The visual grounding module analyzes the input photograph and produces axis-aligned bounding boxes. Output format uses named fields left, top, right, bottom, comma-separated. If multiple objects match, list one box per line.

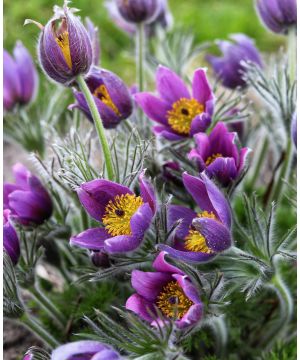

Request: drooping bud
left=116, top=0, right=161, bottom=24
left=90, top=250, right=110, bottom=268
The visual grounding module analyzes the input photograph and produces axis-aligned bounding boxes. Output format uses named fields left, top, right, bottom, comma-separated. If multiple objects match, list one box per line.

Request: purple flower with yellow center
left=33, top=2, right=92, bottom=85
left=126, top=251, right=203, bottom=328
left=51, top=340, right=122, bottom=360
left=134, top=66, right=215, bottom=140
left=206, top=34, right=263, bottom=89
left=4, top=41, right=38, bottom=111
left=69, top=66, right=133, bottom=128
left=116, top=0, right=161, bottom=24
left=85, top=17, right=100, bottom=66
left=256, top=0, right=297, bottom=34
left=4, top=163, right=53, bottom=226
left=188, top=122, right=251, bottom=186
left=3, top=209, right=20, bottom=265
left=70, top=171, right=156, bottom=253
left=159, top=173, right=232, bottom=263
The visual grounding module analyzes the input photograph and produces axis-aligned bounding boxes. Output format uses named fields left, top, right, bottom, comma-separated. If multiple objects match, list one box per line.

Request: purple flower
left=206, top=34, right=263, bottom=89
left=4, top=163, right=53, bottom=226
left=70, top=171, right=156, bottom=253
left=36, top=2, right=92, bottom=85
left=256, top=0, right=297, bottom=34
left=126, top=251, right=203, bottom=328
left=159, top=173, right=232, bottom=263
left=85, top=17, right=100, bottom=66
left=134, top=66, right=215, bottom=140
left=188, top=122, right=251, bottom=186
left=51, top=340, right=122, bottom=360
left=116, top=0, right=161, bottom=24
left=3, top=209, right=20, bottom=265
left=4, top=42, right=38, bottom=111
left=69, top=66, right=133, bottom=128
left=291, top=111, right=297, bottom=148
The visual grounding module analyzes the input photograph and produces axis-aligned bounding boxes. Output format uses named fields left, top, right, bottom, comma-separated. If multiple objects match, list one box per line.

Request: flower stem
left=136, top=22, right=145, bottom=92
left=77, top=75, right=115, bottom=181
left=21, top=312, right=60, bottom=349
left=288, top=26, right=297, bottom=82
left=248, top=136, right=269, bottom=189
left=29, top=283, right=67, bottom=328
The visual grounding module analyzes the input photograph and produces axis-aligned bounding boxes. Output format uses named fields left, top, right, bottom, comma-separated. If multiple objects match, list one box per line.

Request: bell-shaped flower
left=206, top=34, right=263, bottom=89
left=3, top=209, right=20, bottom=265
left=189, top=122, right=251, bottom=186
left=134, top=65, right=215, bottom=140
left=35, top=2, right=92, bottom=85
left=159, top=173, right=232, bottom=263
left=69, top=66, right=133, bottom=128
left=51, top=340, right=122, bottom=360
left=116, top=0, right=161, bottom=24
left=4, top=163, right=53, bottom=226
left=4, top=42, right=38, bottom=111
left=126, top=251, right=203, bottom=329
left=256, top=0, right=297, bottom=34
left=70, top=171, right=156, bottom=253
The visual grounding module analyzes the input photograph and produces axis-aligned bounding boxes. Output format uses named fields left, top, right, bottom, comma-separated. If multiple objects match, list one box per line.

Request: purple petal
left=156, top=65, right=190, bottom=104
left=126, top=293, right=156, bottom=322
left=4, top=183, right=21, bottom=209
left=158, top=244, right=215, bottom=263
left=51, top=341, right=109, bottom=360
left=91, top=350, right=121, bottom=360
left=167, top=205, right=197, bottom=239
left=134, top=93, right=170, bottom=125
left=193, top=217, right=232, bottom=252
left=131, top=270, right=172, bottom=301
left=237, top=147, right=252, bottom=175
left=153, top=126, right=185, bottom=141
left=176, top=303, right=203, bottom=329
left=3, top=50, right=21, bottom=111
left=190, top=113, right=212, bottom=135
left=206, top=157, right=238, bottom=186
left=172, top=274, right=201, bottom=304
left=152, top=251, right=184, bottom=274
left=3, top=212, right=20, bottom=265
left=13, top=163, right=30, bottom=189
left=70, top=227, right=109, bottom=250
left=192, top=68, right=214, bottom=106
left=139, top=171, right=156, bottom=213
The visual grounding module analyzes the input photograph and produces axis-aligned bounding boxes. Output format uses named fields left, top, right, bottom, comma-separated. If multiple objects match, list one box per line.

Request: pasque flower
left=291, top=111, right=297, bottom=148
left=34, top=1, right=92, bottom=85
left=51, top=340, right=122, bottom=360
left=4, top=42, right=38, bottom=111
left=3, top=209, right=20, bottom=265
left=69, top=66, right=133, bottom=128
left=159, top=173, right=232, bottom=263
left=126, top=251, right=203, bottom=328
left=134, top=66, right=215, bottom=140
left=256, top=0, right=297, bottom=34
left=4, top=163, right=53, bottom=225
left=70, top=171, right=156, bottom=253
left=85, top=17, right=100, bottom=66
left=206, top=34, right=263, bottom=89
left=116, top=0, right=161, bottom=24
left=189, top=122, right=251, bottom=186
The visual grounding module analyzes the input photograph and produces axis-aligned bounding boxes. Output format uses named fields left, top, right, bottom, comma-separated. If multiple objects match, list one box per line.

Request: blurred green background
left=4, top=0, right=285, bottom=82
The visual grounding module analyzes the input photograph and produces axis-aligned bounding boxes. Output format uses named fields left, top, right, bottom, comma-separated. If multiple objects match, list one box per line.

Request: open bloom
left=189, top=122, right=251, bottom=186
left=134, top=66, right=215, bottom=140
left=4, top=163, right=53, bottom=225
left=69, top=66, right=133, bottom=128
left=51, top=340, right=122, bottom=360
left=126, top=251, right=203, bottom=328
left=36, top=2, right=92, bottom=85
left=70, top=171, right=156, bottom=253
left=291, top=111, right=297, bottom=148
left=85, top=17, right=100, bottom=65
left=4, top=209, right=20, bottom=265
left=4, top=42, right=38, bottom=111
left=116, top=0, right=161, bottom=24
left=206, top=34, right=263, bottom=89
left=256, top=0, right=297, bottom=34
left=159, top=173, right=232, bottom=263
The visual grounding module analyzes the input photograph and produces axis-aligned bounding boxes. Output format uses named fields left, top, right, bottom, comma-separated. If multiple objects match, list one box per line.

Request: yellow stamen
left=184, top=211, right=217, bottom=253
left=167, top=98, right=204, bottom=135
left=205, top=153, right=223, bottom=166
left=156, top=281, right=193, bottom=319
left=56, top=31, right=72, bottom=69
left=102, top=194, right=143, bottom=236
left=94, top=85, right=121, bottom=116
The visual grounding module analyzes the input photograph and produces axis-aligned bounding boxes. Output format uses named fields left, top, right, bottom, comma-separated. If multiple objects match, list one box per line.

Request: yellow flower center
left=156, top=281, right=193, bottom=319
left=167, top=98, right=204, bottom=135
left=205, top=153, right=223, bottom=166
left=184, top=211, right=216, bottom=253
left=94, top=85, right=120, bottom=116
left=56, top=31, right=72, bottom=69
left=102, top=194, right=144, bottom=236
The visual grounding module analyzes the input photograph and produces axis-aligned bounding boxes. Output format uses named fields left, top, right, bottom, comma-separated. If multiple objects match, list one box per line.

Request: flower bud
left=69, top=66, right=133, bottom=128
left=36, top=2, right=92, bottom=85
left=256, top=0, right=297, bottom=34
left=3, top=210, right=20, bottom=265
left=4, top=42, right=38, bottom=111
left=116, top=0, right=161, bottom=24
left=90, top=250, right=110, bottom=268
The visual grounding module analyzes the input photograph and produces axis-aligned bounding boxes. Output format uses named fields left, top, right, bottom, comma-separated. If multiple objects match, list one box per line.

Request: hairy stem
left=248, top=136, right=269, bottom=189
left=76, top=75, right=115, bottom=181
